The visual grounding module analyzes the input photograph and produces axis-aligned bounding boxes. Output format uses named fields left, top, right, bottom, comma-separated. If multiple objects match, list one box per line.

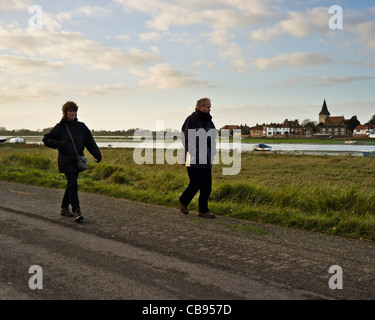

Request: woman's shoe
left=73, top=209, right=84, bottom=222
left=60, top=207, right=74, bottom=217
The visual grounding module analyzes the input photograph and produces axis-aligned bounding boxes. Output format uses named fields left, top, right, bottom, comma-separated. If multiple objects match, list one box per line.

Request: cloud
left=131, top=63, right=211, bottom=89
left=76, top=5, right=111, bottom=17
left=0, top=55, right=66, bottom=72
left=275, top=76, right=375, bottom=87
left=139, top=31, right=163, bottom=42
left=0, top=25, right=38, bottom=53
left=250, top=7, right=330, bottom=43
left=0, top=25, right=161, bottom=70
left=0, top=82, right=62, bottom=104
left=114, top=0, right=277, bottom=72
left=79, top=83, right=129, bottom=96
left=0, top=0, right=31, bottom=11
left=252, top=52, right=332, bottom=70
left=349, top=21, right=375, bottom=51
left=114, top=0, right=277, bottom=30
left=56, top=5, right=112, bottom=24
left=116, top=34, right=131, bottom=41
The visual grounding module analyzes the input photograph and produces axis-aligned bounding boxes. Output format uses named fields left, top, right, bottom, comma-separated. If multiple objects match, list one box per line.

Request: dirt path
left=0, top=180, right=374, bottom=300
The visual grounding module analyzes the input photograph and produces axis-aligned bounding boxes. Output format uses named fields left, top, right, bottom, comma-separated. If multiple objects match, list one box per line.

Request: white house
left=353, top=125, right=371, bottom=136
left=265, top=123, right=290, bottom=136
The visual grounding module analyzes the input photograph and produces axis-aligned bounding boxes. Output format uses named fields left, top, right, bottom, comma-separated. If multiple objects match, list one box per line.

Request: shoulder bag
left=65, top=124, right=88, bottom=172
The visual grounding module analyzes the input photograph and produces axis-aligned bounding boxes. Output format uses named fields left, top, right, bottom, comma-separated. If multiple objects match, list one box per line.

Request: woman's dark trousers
left=61, top=172, right=80, bottom=212
left=179, top=167, right=212, bottom=213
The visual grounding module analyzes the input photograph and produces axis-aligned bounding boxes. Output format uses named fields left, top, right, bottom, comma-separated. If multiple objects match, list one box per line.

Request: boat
left=363, top=152, right=375, bottom=157
left=0, top=137, right=7, bottom=143
left=345, top=141, right=357, bottom=144
left=9, top=137, right=25, bottom=143
left=253, top=143, right=272, bottom=151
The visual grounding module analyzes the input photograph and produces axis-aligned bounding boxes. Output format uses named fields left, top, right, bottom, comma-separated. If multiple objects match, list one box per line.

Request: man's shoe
left=61, top=207, right=74, bottom=217
left=198, top=212, right=216, bottom=219
left=73, top=209, right=84, bottom=222
left=178, top=199, right=189, bottom=214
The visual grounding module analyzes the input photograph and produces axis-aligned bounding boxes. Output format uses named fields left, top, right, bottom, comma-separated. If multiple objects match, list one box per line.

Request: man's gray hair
left=196, top=97, right=211, bottom=108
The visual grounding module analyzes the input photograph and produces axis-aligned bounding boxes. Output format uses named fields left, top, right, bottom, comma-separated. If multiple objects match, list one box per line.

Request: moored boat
left=9, top=137, right=25, bottom=143
left=253, top=143, right=272, bottom=151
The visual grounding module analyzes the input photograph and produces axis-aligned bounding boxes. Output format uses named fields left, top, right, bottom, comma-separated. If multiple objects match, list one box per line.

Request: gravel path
left=0, top=180, right=374, bottom=300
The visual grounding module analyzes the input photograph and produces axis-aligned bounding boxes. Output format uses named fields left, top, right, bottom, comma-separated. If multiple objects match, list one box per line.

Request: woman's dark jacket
left=181, top=109, right=217, bottom=169
left=43, top=118, right=102, bottom=173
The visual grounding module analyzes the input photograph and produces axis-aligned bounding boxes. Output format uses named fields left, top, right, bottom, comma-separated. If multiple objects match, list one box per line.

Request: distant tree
left=346, top=116, right=360, bottom=133
left=365, top=114, right=375, bottom=126
left=301, top=119, right=318, bottom=132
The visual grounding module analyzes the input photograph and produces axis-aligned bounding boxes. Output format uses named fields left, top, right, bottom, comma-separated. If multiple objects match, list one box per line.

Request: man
left=178, top=98, right=217, bottom=218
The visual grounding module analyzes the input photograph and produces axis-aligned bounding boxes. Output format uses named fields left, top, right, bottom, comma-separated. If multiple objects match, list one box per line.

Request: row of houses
left=222, top=100, right=375, bottom=138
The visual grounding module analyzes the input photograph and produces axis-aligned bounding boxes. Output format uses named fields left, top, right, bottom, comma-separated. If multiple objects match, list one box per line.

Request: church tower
left=319, top=99, right=330, bottom=124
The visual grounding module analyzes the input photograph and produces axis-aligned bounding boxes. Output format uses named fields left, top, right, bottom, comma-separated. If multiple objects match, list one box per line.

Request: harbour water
left=3, top=136, right=375, bottom=156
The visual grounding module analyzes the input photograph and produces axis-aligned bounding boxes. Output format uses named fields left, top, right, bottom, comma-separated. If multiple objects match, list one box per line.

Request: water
left=4, top=135, right=375, bottom=156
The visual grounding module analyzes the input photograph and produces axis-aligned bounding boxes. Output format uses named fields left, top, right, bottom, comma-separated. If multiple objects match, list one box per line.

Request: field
left=1, top=143, right=375, bottom=241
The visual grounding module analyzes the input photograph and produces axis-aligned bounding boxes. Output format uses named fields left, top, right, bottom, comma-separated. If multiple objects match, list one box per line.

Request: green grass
left=1, top=143, right=375, bottom=241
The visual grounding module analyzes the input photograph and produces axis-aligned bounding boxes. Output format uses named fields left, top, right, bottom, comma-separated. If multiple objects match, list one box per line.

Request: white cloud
left=131, top=63, right=210, bottom=89
left=139, top=31, right=163, bottom=42
left=114, top=0, right=276, bottom=72
left=56, top=5, right=111, bottom=24
left=0, top=82, right=62, bottom=104
left=349, top=21, right=375, bottom=51
left=250, top=7, right=329, bottom=43
left=0, top=55, right=66, bottom=72
left=0, top=25, right=38, bottom=53
left=275, top=76, right=375, bottom=87
left=114, top=0, right=276, bottom=31
left=0, top=0, right=31, bottom=11
left=252, top=52, right=332, bottom=70
left=0, top=25, right=161, bottom=70
left=116, top=34, right=131, bottom=41
left=77, top=5, right=111, bottom=17
left=79, top=83, right=129, bottom=96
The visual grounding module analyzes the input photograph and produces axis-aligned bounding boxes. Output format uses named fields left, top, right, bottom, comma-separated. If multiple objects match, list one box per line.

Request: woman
left=43, top=101, right=102, bottom=222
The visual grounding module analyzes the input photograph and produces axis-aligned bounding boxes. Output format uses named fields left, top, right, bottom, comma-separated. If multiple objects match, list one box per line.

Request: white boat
left=0, top=137, right=7, bottom=143
left=9, top=137, right=25, bottom=143
left=253, top=143, right=272, bottom=151
left=345, top=141, right=357, bottom=144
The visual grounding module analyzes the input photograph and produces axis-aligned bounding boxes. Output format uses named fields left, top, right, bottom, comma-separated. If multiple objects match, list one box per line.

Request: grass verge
left=1, top=144, right=375, bottom=241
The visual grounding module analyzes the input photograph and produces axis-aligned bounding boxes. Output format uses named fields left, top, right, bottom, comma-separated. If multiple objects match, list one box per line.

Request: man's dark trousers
left=179, top=167, right=212, bottom=213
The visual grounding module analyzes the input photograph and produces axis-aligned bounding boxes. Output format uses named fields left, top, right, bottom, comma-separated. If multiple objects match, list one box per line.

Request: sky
left=0, top=0, right=375, bottom=131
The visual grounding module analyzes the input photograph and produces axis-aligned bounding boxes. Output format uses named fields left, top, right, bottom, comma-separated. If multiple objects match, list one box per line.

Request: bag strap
left=65, top=123, right=79, bottom=156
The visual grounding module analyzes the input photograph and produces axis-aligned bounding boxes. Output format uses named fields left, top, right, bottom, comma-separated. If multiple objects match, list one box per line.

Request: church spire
left=319, top=99, right=330, bottom=115
left=319, top=99, right=330, bottom=124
